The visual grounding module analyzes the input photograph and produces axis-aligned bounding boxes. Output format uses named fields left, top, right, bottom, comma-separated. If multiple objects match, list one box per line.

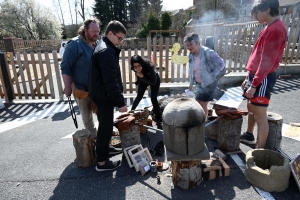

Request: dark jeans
left=131, top=73, right=161, bottom=123
left=95, top=101, right=115, bottom=162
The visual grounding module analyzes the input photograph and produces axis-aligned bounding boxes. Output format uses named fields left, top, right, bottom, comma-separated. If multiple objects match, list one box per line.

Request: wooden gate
left=0, top=51, right=63, bottom=101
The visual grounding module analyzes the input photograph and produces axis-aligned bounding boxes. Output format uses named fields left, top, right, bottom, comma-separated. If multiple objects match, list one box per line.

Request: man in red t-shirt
left=241, top=0, right=287, bottom=148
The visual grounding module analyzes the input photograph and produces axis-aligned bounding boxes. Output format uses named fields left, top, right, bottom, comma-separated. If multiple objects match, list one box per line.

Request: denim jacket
left=60, top=36, right=97, bottom=91
left=189, top=46, right=225, bottom=88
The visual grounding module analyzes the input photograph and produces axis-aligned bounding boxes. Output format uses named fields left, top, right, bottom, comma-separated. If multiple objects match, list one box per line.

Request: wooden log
left=218, top=116, right=243, bottom=152
left=171, top=160, right=202, bottom=190
left=265, top=112, right=283, bottom=150
left=72, top=129, right=96, bottom=168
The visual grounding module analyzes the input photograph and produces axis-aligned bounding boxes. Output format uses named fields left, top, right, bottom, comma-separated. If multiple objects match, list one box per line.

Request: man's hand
left=119, top=105, right=128, bottom=113
left=64, top=87, right=72, bottom=96
left=189, top=85, right=193, bottom=91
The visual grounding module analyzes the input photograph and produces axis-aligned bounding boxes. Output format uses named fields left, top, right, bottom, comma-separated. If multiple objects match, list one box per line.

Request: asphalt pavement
left=0, top=75, right=299, bottom=200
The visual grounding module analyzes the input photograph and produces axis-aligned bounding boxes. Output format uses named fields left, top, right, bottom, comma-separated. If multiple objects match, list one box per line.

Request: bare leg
left=196, top=100, right=209, bottom=120
left=253, top=105, right=268, bottom=148
left=246, top=101, right=256, bottom=134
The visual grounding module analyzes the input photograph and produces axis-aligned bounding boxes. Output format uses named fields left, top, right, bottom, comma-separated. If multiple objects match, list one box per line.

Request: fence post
left=0, top=53, right=14, bottom=101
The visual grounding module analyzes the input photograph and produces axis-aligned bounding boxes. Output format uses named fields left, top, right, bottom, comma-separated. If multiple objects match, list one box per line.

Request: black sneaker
left=109, top=146, right=123, bottom=155
left=95, top=160, right=121, bottom=172
left=240, top=132, right=256, bottom=144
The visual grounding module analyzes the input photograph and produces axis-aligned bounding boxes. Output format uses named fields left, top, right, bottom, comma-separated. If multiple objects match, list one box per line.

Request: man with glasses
left=60, top=18, right=100, bottom=139
left=240, top=0, right=287, bottom=148
left=89, top=20, right=127, bottom=171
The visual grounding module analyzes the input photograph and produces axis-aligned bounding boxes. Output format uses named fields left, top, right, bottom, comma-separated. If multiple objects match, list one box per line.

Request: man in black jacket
left=89, top=20, right=127, bottom=171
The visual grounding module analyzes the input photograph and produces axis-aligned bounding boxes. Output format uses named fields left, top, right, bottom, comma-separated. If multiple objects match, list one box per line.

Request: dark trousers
left=131, top=73, right=161, bottom=123
left=95, top=101, right=115, bottom=162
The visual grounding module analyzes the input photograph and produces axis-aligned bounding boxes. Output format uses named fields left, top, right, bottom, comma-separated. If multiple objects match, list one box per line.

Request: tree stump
left=218, top=116, right=243, bottom=152
left=119, top=125, right=141, bottom=150
left=171, top=161, right=202, bottom=190
left=265, top=112, right=283, bottom=150
left=73, top=129, right=96, bottom=168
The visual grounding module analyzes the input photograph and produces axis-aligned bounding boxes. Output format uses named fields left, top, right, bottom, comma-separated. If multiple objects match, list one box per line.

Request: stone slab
left=165, top=143, right=210, bottom=161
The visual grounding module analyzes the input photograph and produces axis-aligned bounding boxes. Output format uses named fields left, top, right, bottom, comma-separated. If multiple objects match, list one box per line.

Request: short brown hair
left=251, top=0, right=279, bottom=17
left=104, top=20, right=126, bottom=36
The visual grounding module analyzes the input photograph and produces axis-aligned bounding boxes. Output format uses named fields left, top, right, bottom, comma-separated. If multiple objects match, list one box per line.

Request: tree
left=0, top=0, right=62, bottom=39
left=148, top=0, right=162, bottom=16
left=136, top=13, right=160, bottom=38
left=93, top=0, right=129, bottom=31
left=161, top=12, right=172, bottom=36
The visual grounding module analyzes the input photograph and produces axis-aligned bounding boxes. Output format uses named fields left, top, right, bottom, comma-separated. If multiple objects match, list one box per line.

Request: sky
left=37, top=0, right=194, bottom=25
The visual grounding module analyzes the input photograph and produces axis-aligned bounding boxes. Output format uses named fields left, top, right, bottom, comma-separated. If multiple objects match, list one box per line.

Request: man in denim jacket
left=60, top=18, right=100, bottom=138
left=185, top=33, right=225, bottom=119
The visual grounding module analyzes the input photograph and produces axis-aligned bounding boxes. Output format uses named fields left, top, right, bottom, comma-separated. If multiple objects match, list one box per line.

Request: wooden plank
left=159, top=37, right=163, bottom=80
left=153, top=37, right=157, bottom=68
left=134, top=48, right=138, bottom=92
left=9, top=53, right=22, bottom=99
left=289, top=13, right=300, bottom=63
left=147, top=37, right=151, bottom=60
left=37, top=52, right=48, bottom=99
left=233, top=27, right=242, bottom=71
left=44, top=52, right=55, bottom=99
left=239, top=28, right=247, bottom=71
left=228, top=28, right=235, bottom=72
left=16, top=52, right=28, bottom=98
left=182, top=44, right=188, bottom=82
left=170, top=38, right=176, bottom=82
left=52, top=51, right=63, bottom=100
left=247, top=27, right=254, bottom=56
left=30, top=52, right=41, bottom=99
left=223, top=28, right=230, bottom=71
left=217, top=26, right=224, bottom=57
left=121, top=49, right=127, bottom=94
left=165, top=38, right=170, bottom=83
left=128, top=50, right=133, bottom=93
left=23, top=52, right=35, bottom=99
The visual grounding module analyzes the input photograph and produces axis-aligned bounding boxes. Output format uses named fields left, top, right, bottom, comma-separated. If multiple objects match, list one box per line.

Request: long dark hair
left=130, top=55, right=154, bottom=73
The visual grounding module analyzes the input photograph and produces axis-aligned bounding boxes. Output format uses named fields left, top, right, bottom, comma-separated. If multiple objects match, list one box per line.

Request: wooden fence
left=0, top=39, right=62, bottom=53
left=186, top=13, right=300, bottom=70
left=1, top=13, right=300, bottom=101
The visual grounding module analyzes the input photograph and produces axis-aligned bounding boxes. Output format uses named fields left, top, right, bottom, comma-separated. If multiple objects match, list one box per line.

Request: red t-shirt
left=246, top=19, right=287, bottom=87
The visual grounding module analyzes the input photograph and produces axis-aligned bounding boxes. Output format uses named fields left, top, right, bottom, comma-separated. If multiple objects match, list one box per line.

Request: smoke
left=198, top=10, right=225, bottom=23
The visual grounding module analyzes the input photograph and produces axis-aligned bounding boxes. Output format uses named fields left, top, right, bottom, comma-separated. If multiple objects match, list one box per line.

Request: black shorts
left=242, top=72, right=277, bottom=107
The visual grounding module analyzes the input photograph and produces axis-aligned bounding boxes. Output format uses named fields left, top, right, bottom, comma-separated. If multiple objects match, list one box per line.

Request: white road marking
left=61, top=132, right=75, bottom=139
left=0, top=101, right=74, bottom=133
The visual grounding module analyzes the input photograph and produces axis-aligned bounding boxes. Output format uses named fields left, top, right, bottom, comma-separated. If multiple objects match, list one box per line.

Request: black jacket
left=131, top=62, right=157, bottom=86
left=89, top=37, right=125, bottom=108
